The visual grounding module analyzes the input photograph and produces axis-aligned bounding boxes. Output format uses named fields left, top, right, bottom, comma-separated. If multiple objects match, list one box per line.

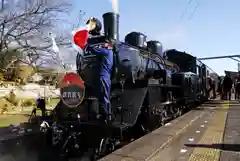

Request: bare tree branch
left=0, top=0, right=84, bottom=69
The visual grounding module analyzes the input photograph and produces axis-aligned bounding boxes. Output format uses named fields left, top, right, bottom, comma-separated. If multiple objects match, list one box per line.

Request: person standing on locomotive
left=79, top=18, right=113, bottom=121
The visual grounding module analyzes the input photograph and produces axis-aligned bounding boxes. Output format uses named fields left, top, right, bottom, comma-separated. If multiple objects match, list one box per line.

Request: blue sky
left=69, top=0, right=240, bottom=75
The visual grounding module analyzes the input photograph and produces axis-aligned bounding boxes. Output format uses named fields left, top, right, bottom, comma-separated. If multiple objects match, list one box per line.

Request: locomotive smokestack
left=102, top=12, right=119, bottom=44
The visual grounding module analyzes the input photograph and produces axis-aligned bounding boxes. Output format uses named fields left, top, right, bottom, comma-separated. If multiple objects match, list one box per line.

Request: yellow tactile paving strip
left=188, top=102, right=229, bottom=161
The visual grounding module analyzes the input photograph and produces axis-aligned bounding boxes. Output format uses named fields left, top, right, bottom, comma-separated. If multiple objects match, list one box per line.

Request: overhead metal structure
left=230, top=57, right=240, bottom=63
left=199, top=55, right=240, bottom=62
left=199, top=55, right=240, bottom=73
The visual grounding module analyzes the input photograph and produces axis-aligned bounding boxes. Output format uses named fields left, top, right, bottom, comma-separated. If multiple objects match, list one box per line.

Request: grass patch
left=0, top=97, right=15, bottom=114
left=47, top=98, right=60, bottom=106
left=19, top=97, right=60, bottom=107
left=21, top=99, right=36, bottom=107
left=0, top=115, right=29, bottom=127
left=0, top=96, right=59, bottom=115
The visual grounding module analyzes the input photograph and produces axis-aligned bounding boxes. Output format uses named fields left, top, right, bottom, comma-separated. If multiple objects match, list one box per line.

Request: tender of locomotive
left=165, top=49, right=219, bottom=101
left=40, top=12, right=219, bottom=160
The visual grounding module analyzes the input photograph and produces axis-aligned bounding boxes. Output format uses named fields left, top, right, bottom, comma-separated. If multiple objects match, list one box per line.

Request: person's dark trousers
left=235, top=84, right=240, bottom=100
left=228, top=91, right=231, bottom=100
left=222, top=88, right=228, bottom=100
left=207, top=88, right=212, bottom=99
left=235, top=91, right=238, bottom=100
left=237, top=90, right=240, bottom=100
left=39, top=99, right=46, bottom=117
left=31, top=108, right=36, bottom=116
left=213, top=88, right=216, bottom=98
left=221, top=92, right=224, bottom=100
left=97, top=76, right=112, bottom=121
left=41, top=108, right=46, bottom=116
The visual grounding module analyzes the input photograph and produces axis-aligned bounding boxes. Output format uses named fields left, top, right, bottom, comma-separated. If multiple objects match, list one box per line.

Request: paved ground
left=4, top=106, right=54, bottom=115
left=220, top=103, right=240, bottom=161
left=148, top=100, right=240, bottom=161
left=100, top=99, right=240, bottom=161
left=100, top=102, right=217, bottom=161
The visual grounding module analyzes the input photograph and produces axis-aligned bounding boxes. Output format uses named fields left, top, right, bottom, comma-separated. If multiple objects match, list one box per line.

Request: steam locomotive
left=40, top=12, right=219, bottom=160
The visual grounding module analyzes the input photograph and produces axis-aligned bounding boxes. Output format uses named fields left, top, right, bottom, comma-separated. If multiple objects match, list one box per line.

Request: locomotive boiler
left=40, top=11, right=219, bottom=161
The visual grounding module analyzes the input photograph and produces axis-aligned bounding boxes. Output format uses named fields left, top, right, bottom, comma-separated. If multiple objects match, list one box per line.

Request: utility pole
left=1, top=0, right=4, bottom=11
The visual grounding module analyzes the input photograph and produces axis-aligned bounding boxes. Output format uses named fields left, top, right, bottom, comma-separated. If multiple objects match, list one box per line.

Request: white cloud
left=153, top=25, right=187, bottom=50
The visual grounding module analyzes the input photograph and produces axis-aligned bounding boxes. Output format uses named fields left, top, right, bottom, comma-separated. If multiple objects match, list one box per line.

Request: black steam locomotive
left=40, top=12, right=219, bottom=160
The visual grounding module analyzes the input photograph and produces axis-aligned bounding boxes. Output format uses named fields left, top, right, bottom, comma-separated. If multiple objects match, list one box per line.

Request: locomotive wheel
left=178, top=107, right=183, bottom=116
left=175, top=106, right=182, bottom=117
left=98, top=138, right=115, bottom=157
left=160, top=109, right=167, bottom=126
left=140, top=110, right=164, bottom=132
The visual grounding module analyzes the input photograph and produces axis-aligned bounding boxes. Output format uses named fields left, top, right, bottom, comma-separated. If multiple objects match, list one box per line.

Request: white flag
left=49, top=33, right=64, bottom=72
left=50, top=33, right=59, bottom=53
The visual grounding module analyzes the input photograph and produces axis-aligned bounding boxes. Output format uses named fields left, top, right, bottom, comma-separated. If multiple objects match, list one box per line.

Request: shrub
left=0, top=72, right=4, bottom=81
left=7, top=90, right=16, bottom=104
left=0, top=97, right=12, bottom=114
left=13, top=100, right=19, bottom=106
left=0, top=104, right=8, bottom=114
left=21, top=99, right=35, bottom=107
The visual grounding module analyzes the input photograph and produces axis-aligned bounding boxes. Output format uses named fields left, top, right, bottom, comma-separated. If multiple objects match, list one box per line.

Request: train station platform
left=100, top=99, right=240, bottom=161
